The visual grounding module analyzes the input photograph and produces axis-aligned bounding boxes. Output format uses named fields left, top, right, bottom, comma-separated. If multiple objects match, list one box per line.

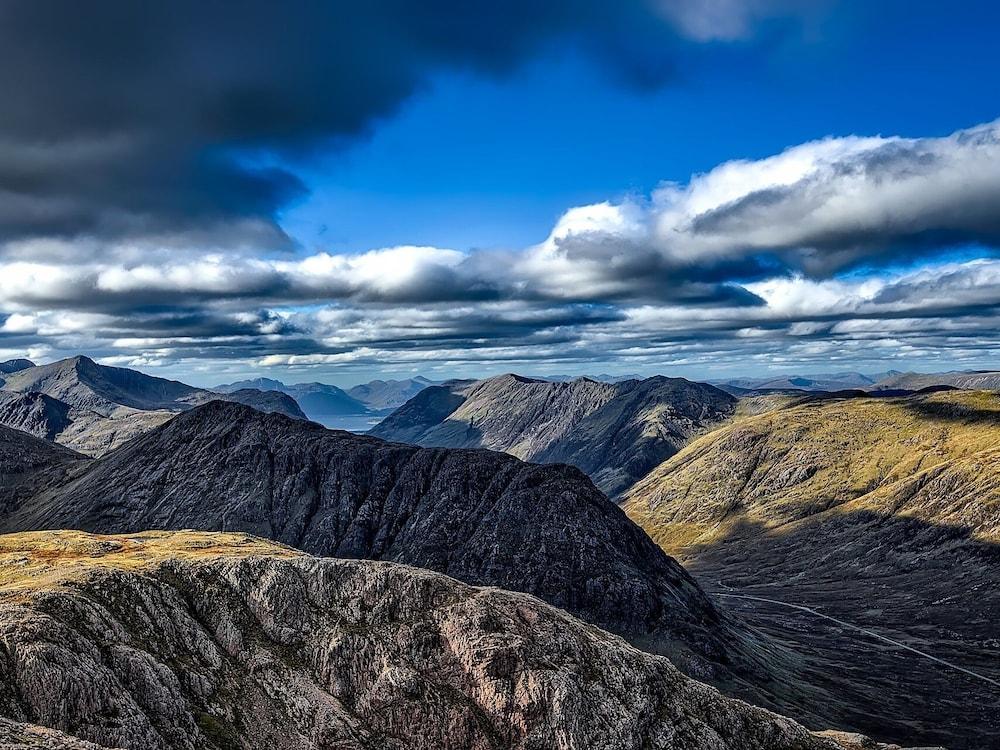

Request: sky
left=1, top=1, right=1000, bottom=387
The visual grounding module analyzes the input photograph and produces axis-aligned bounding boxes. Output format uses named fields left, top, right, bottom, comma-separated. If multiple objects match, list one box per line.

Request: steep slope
left=347, top=375, right=434, bottom=410
left=622, top=389, right=1000, bottom=749
left=4, top=402, right=744, bottom=682
left=372, top=374, right=736, bottom=496
left=0, top=424, right=86, bottom=513
left=536, top=376, right=738, bottom=496
left=871, top=369, right=1000, bottom=391
left=0, top=391, right=73, bottom=441
left=0, top=530, right=910, bottom=750
left=367, top=379, right=475, bottom=443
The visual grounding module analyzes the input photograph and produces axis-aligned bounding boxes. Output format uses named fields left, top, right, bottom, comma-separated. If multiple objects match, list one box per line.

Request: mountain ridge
left=371, top=373, right=737, bottom=496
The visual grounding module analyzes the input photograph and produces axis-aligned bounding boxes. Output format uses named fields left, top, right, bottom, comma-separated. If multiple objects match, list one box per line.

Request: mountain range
left=1, top=354, right=997, bottom=747
left=213, top=375, right=435, bottom=427
left=0, top=357, right=305, bottom=455
left=371, top=374, right=737, bottom=496
left=713, top=371, right=904, bottom=394
left=2, top=401, right=768, bottom=694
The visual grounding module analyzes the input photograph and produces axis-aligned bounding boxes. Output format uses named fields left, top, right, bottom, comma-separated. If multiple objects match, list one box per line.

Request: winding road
left=713, top=591, right=1000, bottom=689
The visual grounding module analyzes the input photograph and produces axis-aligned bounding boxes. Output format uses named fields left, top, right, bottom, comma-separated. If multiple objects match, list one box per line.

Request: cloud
left=0, top=0, right=811, bottom=250
left=4, top=115, right=1000, bottom=378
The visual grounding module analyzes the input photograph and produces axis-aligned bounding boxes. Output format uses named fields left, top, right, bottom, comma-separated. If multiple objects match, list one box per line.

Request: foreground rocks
left=0, top=530, right=923, bottom=750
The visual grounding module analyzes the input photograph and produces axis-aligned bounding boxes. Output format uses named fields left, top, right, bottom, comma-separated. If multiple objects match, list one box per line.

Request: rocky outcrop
left=371, top=374, right=737, bottom=496
left=4, top=401, right=744, bottom=682
left=0, top=530, right=914, bottom=750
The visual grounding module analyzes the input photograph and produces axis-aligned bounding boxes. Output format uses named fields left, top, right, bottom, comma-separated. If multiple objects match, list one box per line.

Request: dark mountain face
left=0, top=391, right=73, bottom=441
left=0, top=424, right=85, bottom=513
left=2, top=400, right=805, bottom=711
left=0, top=358, right=35, bottom=374
left=371, top=374, right=737, bottom=496
left=368, top=381, right=472, bottom=443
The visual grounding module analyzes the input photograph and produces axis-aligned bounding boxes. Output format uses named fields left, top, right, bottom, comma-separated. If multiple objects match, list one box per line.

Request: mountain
left=371, top=374, right=737, bottom=496
left=1, top=355, right=204, bottom=415
left=4, top=401, right=744, bottom=680
left=0, top=357, right=305, bottom=454
left=346, top=375, right=434, bottom=410
left=0, top=423, right=85, bottom=512
left=0, top=530, right=913, bottom=750
left=214, top=377, right=371, bottom=420
left=0, top=399, right=873, bottom=729
left=0, top=357, right=35, bottom=374
left=714, top=371, right=902, bottom=394
left=870, top=369, right=1000, bottom=391
left=219, top=388, right=307, bottom=419
left=622, top=388, right=1000, bottom=749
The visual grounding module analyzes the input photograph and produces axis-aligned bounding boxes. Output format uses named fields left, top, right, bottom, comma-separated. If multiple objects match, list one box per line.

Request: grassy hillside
left=622, top=389, right=1000, bottom=749
left=624, top=389, right=1000, bottom=553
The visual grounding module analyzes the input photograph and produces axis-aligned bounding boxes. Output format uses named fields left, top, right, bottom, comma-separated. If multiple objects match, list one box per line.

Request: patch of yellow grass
left=623, top=390, right=1000, bottom=555
left=0, top=530, right=302, bottom=600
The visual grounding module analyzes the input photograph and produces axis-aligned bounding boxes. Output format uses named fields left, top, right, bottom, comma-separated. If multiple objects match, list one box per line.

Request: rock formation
left=0, top=530, right=925, bottom=750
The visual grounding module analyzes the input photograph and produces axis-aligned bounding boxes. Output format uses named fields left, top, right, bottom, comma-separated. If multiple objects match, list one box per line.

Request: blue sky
left=2, top=1, right=1000, bottom=386
left=284, top=2, right=1000, bottom=254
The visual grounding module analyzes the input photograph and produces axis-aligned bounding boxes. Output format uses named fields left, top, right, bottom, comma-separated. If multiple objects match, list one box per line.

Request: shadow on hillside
left=900, top=397, right=1000, bottom=426
left=670, top=509, right=1000, bottom=750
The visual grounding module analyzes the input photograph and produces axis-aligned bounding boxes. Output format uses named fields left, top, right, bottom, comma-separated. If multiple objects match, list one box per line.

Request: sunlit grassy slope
left=623, top=389, right=1000, bottom=556
left=0, top=530, right=301, bottom=601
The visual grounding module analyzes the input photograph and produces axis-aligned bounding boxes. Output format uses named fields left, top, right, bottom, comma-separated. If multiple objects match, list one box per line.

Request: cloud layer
left=3, top=116, right=1000, bottom=381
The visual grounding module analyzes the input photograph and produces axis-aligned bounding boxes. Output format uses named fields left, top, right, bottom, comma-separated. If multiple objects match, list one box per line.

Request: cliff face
left=4, top=402, right=737, bottom=680
left=0, top=530, right=911, bottom=750
left=371, top=374, right=737, bottom=496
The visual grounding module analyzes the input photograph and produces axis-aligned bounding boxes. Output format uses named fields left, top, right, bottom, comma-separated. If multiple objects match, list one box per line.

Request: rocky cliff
left=0, top=530, right=919, bottom=750
left=371, top=374, right=736, bottom=496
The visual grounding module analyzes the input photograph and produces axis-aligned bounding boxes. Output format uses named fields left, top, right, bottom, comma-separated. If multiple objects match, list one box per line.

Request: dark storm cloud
left=0, top=0, right=718, bottom=246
